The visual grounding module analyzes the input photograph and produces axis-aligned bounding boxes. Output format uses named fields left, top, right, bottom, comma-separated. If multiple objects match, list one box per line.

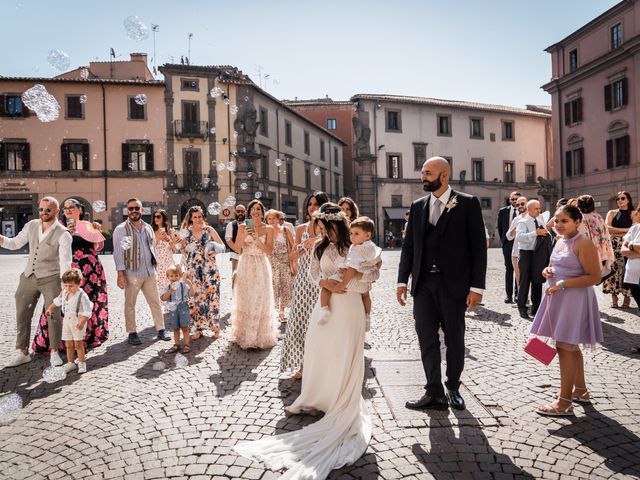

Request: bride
left=234, top=203, right=379, bottom=479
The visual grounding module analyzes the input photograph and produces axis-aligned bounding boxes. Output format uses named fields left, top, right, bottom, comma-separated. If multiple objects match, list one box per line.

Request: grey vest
left=24, top=220, right=67, bottom=278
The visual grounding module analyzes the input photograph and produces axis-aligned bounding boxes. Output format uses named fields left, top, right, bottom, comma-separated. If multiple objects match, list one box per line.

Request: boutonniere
left=445, top=196, right=458, bottom=212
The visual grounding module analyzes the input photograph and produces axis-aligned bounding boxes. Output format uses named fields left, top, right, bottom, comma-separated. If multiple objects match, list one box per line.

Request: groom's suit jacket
left=398, top=190, right=487, bottom=298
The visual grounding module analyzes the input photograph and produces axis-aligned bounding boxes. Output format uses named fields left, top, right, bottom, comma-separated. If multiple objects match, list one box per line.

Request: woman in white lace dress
left=234, top=203, right=379, bottom=479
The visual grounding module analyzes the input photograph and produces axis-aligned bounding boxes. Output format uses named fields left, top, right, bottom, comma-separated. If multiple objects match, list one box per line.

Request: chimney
left=130, top=53, right=148, bottom=64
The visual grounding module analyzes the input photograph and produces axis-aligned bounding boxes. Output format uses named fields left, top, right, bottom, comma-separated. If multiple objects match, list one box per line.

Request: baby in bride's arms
left=318, top=216, right=381, bottom=330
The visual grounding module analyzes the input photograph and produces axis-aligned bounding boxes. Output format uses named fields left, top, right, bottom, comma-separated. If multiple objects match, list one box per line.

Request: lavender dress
left=531, top=233, right=603, bottom=349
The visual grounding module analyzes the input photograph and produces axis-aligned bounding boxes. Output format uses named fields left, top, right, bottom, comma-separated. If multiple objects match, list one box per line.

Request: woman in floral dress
left=603, top=191, right=633, bottom=307
left=33, top=198, right=109, bottom=353
left=180, top=206, right=224, bottom=340
left=266, top=209, right=295, bottom=322
left=152, top=209, right=179, bottom=299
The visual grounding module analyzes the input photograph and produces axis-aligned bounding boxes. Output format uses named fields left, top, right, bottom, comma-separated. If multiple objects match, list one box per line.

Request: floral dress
left=155, top=231, right=177, bottom=310
left=33, top=235, right=109, bottom=352
left=270, top=231, right=294, bottom=311
left=183, top=229, right=221, bottom=334
left=603, top=210, right=631, bottom=296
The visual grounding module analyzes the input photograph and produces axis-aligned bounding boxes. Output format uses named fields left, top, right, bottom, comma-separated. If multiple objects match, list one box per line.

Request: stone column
left=354, top=154, right=377, bottom=220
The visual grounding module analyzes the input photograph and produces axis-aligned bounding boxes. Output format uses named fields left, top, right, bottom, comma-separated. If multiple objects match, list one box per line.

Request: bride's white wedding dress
left=234, top=243, right=377, bottom=479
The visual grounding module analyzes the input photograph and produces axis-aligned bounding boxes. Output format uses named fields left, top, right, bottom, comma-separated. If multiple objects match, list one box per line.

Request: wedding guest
left=280, top=191, right=328, bottom=379
left=33, top=198, right=109, bottom=353
left=506, top=197, right=528, bottom=299
left=0, top=197, right=72, bottom=367
left=180, top=205, right=224, bottom=340
left=278, top=212, right=295, bottom=238
left=576, top=195, right=614, bottom=280
left=266, top=209, right=295, bottom=322
left=224, top=204, right=246, bottom=285
left=338, top=196, right=359, bottom=224
left=230, top=200, right=277, bottom=349
left=621, top=205, right=640, bottom=351
left=113, top=198, right=170, bottom=345
left=152, top=209, right=179, bottom=297
left=497, top=191, right=521, bottom=303
left=604, top=191, right=633, bottom=308
left=532, top=205, right=602, bottom=416
left=160, top=265, right=194, bottom=354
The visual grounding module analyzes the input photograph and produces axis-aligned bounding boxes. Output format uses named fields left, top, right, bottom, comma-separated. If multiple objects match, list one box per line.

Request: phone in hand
left=245, top=219, right=254, bottom=230
left=67, top=219, right=75, bottom=229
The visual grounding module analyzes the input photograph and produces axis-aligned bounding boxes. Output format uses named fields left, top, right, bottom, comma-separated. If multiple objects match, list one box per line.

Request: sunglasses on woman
left=617, top=197, right=627, bottom=201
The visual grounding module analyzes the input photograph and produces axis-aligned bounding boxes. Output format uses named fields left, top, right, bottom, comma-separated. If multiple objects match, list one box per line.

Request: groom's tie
left=430, top=200, right=443, bottom=226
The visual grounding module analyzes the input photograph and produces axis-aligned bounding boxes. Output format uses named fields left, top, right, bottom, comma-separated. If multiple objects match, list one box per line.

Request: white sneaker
left=77, top=362, right=87, bottom=374
left=50, top=352, right=63, bottom=367
left=317, top=306, right=331, bottom=325
left=5, top=351, right=32, bottom=367
left=63, top=362, right=77, bottom=373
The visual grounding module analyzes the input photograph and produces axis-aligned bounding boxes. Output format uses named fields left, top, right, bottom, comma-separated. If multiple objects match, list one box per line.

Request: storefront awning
left=383, top=207, right=407, bottom=220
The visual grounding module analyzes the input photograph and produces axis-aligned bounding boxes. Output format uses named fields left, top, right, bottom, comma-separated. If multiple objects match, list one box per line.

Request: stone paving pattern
left=0, top=250, right=639, bottom=479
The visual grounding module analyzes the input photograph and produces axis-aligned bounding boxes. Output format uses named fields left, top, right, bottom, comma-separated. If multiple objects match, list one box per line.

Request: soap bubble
left=120, top=236, right=133, bottom=250
left=207, top=202, right=222, bottom=215
left=209, top=87, right=223, bottom=98
left=152, top=361, right=165, bottom=371
left=275, top=158, right=283, bottom=167
left=231, top=151, right=238, bottom=157
left=124, top=15, right=149, bottom=41
left=226, top=161, right=236, bottom=171
left=254, top=192, right=262, bottom=199
left=244, top=96, right=249, bottom=102
left=223, top=98, right=230, bottom=106
left=314, top=167, right=321, bottom=176
left=42, top=366, right=66, bottom=383
left=92, top=200, right=106, bottom=212
left=0, top=393, right=23, bottom=424
left=233, top=130, right=238, bottom=138
left=209, top=127, right=216, bottom=134
left=80, top=68, right=89, bottom=80
left=223, top=196, right=237, bottom=207
left=178, top=229, right=190, bottom=239
left=79, top=95, right=87, bottom=104
left=230, top=105, right=239, bottom=115
left=21, top=84, right=60, bottom=122
left=217, top=163, right=226, bottom=172
left=46, top=49, right=70, bottom=71
left=175, top=353, right=189, bottom=368
left=134, top=94, right=147, bottom=106
left=240, top=182, right=248, bottom=191
left=247, top=171, right=254, bottom=178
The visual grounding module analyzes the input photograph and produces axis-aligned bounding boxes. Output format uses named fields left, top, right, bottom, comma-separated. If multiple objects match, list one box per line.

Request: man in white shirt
left=0, top=197, right=72, bottom=367
left=506, top=197, right=528, bottom=305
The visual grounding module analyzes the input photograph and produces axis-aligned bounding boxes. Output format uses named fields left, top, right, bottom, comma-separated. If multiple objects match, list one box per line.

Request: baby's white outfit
left=56, top=289, right=94, bottom=341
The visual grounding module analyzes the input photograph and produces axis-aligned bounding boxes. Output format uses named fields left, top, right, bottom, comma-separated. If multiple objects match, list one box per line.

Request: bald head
left=423, top=156, right=451, bottom=176
left=421, top=157, right=450, bottom=194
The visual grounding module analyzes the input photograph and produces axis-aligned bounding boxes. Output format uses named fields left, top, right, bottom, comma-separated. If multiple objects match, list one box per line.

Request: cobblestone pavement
left=0, top=250, right=639, bottom=480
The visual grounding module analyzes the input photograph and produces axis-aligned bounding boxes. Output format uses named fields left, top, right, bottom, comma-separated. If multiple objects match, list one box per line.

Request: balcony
left=175, top=174, right=211, bottom=191
left=174, top=120, right=209, bottom=140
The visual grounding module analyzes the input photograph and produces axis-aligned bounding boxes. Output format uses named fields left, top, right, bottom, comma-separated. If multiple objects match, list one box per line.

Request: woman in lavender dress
left=531, top=205, right=602, bottom=417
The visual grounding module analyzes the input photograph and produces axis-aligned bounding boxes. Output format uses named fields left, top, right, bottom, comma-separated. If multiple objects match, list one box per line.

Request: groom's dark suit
left=398, top=189, right=487, bottom=397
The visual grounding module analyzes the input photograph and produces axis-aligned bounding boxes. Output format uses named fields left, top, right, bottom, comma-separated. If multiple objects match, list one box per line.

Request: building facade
left=350, top=94, right=551, bottom=246
left=0, top=53, right=166, bottom=238
left=542, top=0, right=639, bottom=209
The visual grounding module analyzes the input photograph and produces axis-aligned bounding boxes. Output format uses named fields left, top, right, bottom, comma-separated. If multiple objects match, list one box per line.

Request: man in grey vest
left=113, top=198, right=170, bottom=345
left=0, top=196, right=72, bottom=367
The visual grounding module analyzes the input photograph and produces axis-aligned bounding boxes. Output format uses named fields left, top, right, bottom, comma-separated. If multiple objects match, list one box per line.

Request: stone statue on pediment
left=537, top=176, right=558, bottom=197
left=234, top=106, right=259, bottom=153
left=352, top=117, right=371, bottom=157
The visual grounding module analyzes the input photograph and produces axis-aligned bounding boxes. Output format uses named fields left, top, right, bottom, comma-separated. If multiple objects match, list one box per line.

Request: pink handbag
left=524, top=337, right=557, bottom=365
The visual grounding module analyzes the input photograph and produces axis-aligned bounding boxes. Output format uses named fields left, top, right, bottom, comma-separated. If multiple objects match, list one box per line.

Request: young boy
left=45, top=268, right=93, bottom=373
left=318, top=216, right=381, bottom=330
left=160, top=265, right=194, bottom=353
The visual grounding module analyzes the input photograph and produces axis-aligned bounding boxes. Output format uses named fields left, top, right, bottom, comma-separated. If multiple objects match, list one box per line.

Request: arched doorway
left=180, top=198, right=206, bottom=225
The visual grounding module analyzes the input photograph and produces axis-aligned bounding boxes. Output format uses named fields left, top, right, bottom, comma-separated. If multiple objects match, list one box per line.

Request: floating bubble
left=124, top=15, right=149, bottom=41
left=230, top=105, right=239, bottom=115
left=185, top=243, right=196, bottom=253
left=0, top=393, right=22, bottom=425
left=175, top=353, right=189, bottom=368
left=152, top=361, right=166, bottom=371
left=134, top=94, right=147, bottom=106
left=247, top=171, right=254, bottom=178
left=226, top=161, right=236, bottom=171
left=79, top=95, right=87, bottom=104
left=223, top=98, right=230, bottom=106
left=231, top=151, right=238, bottom=157
left=178, top=229, right=190, bottom=239
left=207, top=202, right=222, bottom=215
left=244, top=96, right=249, bottom=102
left=223, top=196, right=237, bottom=207
left=92, top=200, right=106, bottom=212
left=209, top=87, right=224, bottom=98
left=217, top=163, right=226, bottom=172
left=275, top=158, right=283, bottom=167
left=42, top=366, right=66, bottom=383
left=92, top=154, right=97, bottom=160
left=120, top=236, right=133, bottom=250
left=233, top=130, right=238, bottom=138
left=21, top=84, right=60, bottom=122
left=314, top=167, right=321, bottom=176
left=254, top=192, right=262, bottom=199
left=46, top=49, right=70, bottom=71
left=80, top=68, right=89, bottom=80
left=209, top=127, right=216, bottom=134
left=240, top=182, right=248, bottom=191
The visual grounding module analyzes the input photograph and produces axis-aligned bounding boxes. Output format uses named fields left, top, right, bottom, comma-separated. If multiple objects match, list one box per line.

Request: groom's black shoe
left=518, top=308, right=530, bottom=320
left=405, top=393, right=448, bottom=411
left=447, top=389, right=466, bottom=410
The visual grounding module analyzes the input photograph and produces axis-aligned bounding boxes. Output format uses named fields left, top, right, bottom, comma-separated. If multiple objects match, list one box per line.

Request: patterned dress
left=183, top=229, right=221, bottom=334
left=33, top=235, right=109, bottom=352
left=280, top=225, right=320, bottom=371
left=155, top=231, right=176, bottom=310
left=602, top=210, right=632, bottom=297
left=270, top=231, right=294, bottom=311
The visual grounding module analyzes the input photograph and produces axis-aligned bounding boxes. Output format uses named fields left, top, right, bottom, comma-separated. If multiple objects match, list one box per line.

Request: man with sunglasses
left=497, top=191, right=521, bottom=303
left=224, top=204, right=246, bottom=285
left=0, top=197, right=72, bottom=367
left=113, top=198, right=170, bottom=345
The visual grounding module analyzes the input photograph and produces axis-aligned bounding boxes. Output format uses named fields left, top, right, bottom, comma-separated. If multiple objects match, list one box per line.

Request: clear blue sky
left=1, top=0, right=620, bottom=107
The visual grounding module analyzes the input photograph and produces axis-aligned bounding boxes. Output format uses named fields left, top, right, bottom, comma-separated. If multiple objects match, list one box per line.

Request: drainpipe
left=372, top=102, right=380, bottom=245
left=101, top=83, right=108, bottom=224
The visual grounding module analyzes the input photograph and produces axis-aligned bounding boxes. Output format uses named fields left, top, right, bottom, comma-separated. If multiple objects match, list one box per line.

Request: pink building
left=543, top=0, right=639, bottom=208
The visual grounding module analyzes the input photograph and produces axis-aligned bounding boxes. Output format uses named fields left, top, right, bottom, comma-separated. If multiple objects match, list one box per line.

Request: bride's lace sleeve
left=309, top=248, right=321, bottom=285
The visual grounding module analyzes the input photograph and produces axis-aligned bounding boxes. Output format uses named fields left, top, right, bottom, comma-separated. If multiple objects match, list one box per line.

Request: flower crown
left=312, top=210, right=346, bottom=221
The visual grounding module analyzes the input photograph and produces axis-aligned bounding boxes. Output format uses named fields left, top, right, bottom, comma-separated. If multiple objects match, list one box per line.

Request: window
left=128, top=96, right=146, bottom=120
left=333, top=146, right=339, bottom=167
left=569, top=49, right=578, bottom=73
left=563, top=98, right=583, bottom=125
left=387, top=154, right=402, bottom=179
left=503, top=161, right=515, bottom=183
left=502, top=120, right=514, bottom=141
left=61, top=143, right=89, bottom=171
left=326, top=118, right=337, bottom=130
left=334, top=172, right=340, bottom=197
left=470, top=117, right=484, bottom=139
left=437, top=114, right=451, bottom=136
left=565, top=148, right=585, bottom=176
left=181, top=101, right=199, bottom=135
left=66, top=95, right=84, bottom=119
left=605, top=78, right=628, bottom=111
left=320, top=169, right=326, bottom=191
left=0, top=142, right=30, bottom=171
left=180, top=78, right=199, bottom=91
left=305, top=163, right=311, bottom=189
left=472, top=158, right=484, bottom=181
left=525, top=163, right=536, bottom=184
left=304, top=131, right=310, bottom=154
left=0, top=94, right=26, bottom=117
left=285, top=120, right=292, bottom=146
left=611, top=22, right=622, bottom=49
left=259, top=107, right=268, bottom=136
left=606, top=135, right=630, bottom=168
left=413, top=143, right=427, bottom=170
left=320, top=140, right=325, bottom=161
left=480, top=198, right=492, bottom=209
left=285, top=156, right=293, bottom=186
left=386, top=110, right=401, bottom=132
left=391, top=195, right=402, bottom=207
left=260, top=148, right=270, bottom=180
left=122, top=143, right=153, bottom=171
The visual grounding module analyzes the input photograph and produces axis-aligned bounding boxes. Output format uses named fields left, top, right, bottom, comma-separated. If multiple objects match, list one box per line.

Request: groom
left=397, top=157, right=487, bottom=410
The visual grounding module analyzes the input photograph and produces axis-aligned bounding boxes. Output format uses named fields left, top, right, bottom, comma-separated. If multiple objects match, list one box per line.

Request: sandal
left=190, top=331, right=202, bottom=341
left=611, top=295, right=619, bottom=308
left=182, top=345, right=191, bottom=353
left=621, top=297, right=631, bottom=309
left=167, top=345, right=180, bottom=354
left=571, top=387, right=591, bottom=404
left=536, top=397, right=575, bottom=417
